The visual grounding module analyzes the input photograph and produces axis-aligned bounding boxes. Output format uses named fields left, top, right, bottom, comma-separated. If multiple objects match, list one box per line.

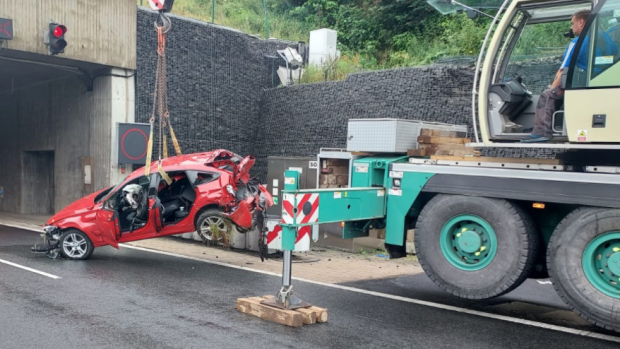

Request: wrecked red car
left=32, top=150, right=273, bottom=260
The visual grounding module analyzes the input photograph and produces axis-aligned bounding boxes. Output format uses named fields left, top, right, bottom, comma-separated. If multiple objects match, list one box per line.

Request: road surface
left=1, top=226, right=618, bottom=349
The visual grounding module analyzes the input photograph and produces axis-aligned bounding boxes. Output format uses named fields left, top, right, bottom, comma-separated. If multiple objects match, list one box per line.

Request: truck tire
left=548, top=207, right=620, bottom=332
left=415, top=194, right=538, bottom=299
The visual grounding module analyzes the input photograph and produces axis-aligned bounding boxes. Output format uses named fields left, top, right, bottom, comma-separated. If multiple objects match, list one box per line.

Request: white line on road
left=120, top=243, right=620, bottom=344
left=0, top=259, right=62, bottom=279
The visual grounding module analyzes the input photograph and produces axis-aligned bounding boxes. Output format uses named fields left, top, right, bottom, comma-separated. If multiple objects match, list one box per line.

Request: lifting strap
left=145, top=11, right=181, bottom=183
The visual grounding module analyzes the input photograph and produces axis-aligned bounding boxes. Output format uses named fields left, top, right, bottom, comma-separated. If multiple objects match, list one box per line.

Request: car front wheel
left=59, top=229, right=94, bottom=260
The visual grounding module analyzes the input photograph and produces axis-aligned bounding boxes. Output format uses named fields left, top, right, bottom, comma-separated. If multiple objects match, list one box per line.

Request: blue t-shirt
left=561, top=32, right=618, bottom=70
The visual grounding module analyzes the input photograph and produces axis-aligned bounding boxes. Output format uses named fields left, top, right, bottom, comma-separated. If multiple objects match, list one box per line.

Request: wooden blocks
left=430, top=155, right=563, bottom=165
left=417, top=136, right=471, bottom=144
left=409, top=128, right=478, bottom=157
left=236, top=295, right=328, bottom=327
left=419, top=129, right=467, bottom=138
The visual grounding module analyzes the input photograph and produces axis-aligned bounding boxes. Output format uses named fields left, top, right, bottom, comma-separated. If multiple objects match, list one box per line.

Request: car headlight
left=226, top=185, right=236, bottom=195
left=393, top=179, right=401, bottom=188
left=43, top=226, right=61, bottom=239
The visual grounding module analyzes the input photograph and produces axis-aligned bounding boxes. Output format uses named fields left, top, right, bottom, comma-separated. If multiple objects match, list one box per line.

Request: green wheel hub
left=582, top=232, right=620, bottom=298
left=440, top=215, right=498, bottom=271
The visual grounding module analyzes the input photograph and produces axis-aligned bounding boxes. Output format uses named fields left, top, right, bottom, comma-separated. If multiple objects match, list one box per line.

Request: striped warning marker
left=282, top=194, right=295, bottom=224
left=282, top=193, right=319, bottom=225
left=295, top=193, right=319, bottom=225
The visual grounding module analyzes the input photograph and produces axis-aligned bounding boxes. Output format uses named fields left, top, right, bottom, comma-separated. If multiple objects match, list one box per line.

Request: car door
left=96, top=199, right=121, bottom=249
left=149, top=173, right=164, bottom=234
left=117, top=174, right=164, bottom=242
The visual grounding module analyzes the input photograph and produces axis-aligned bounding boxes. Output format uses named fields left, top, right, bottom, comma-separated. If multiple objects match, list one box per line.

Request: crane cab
left=430, top=0, right=620, bottom=149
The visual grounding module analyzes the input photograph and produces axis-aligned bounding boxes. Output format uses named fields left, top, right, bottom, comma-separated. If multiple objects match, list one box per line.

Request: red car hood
left=46, top=189, right=103, bottom=225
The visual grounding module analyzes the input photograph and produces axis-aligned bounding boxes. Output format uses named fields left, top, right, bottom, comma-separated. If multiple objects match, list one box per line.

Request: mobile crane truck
left=265, top=0, right=620, bottom=333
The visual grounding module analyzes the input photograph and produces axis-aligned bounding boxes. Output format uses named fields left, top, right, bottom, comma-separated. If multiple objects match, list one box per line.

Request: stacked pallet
left=407, top=128, right=479, bottom=157
left=236, top=295, right=328, bottom=327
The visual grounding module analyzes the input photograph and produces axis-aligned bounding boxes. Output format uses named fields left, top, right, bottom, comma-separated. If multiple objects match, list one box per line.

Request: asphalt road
left=1, top=226, right=618, bottom=349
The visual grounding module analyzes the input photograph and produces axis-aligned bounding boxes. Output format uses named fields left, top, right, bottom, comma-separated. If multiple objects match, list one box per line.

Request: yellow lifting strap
left=169, top=124, right=182, bottom=156
left=145, top=126, right=154, bottom=177
left=158, top=161, right=172, bottom=185
left=163, top=135, right=168, bottom=159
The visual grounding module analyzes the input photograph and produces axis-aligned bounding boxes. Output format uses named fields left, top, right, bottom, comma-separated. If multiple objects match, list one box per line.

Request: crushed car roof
left=133, top=149, right=250, bottom=177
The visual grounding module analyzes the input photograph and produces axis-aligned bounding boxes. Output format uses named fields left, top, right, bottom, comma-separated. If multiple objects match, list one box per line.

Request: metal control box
left=266, top=156, right=319, bottom=217
left=252, top=156, right=319, bottom=253
left=346, top=118, right=468, bottom=153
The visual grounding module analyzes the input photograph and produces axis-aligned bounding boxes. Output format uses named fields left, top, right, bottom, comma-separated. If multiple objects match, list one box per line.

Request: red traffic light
left=48, top=23, right=67, bottom=54
left=52, top=25, right=67, bottom=38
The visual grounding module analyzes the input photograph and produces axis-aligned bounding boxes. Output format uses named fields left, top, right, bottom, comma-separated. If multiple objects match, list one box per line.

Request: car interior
left=105, top=176, right=151, bottom=233
left=156, top=171, right=196, bottom=225
left=105, top=171, right=197, bottom=233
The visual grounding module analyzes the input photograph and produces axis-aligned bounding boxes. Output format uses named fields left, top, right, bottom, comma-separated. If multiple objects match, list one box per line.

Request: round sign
left=121, top=128, right=148, bottom=161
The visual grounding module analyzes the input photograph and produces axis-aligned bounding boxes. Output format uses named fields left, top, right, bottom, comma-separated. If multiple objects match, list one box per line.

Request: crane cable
left=145, top=11, right=181, bottom=184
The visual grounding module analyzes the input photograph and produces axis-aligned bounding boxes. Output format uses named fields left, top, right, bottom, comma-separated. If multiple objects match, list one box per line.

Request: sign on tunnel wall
left=0, top=18, right=13, bottom=40
left=117, top=123, right=151, bottom=164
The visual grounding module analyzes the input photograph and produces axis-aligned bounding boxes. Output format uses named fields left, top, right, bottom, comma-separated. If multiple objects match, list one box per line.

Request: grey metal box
left=346, top=118, right=468, bottom=153
left=265, top=156, right=318, bottom=218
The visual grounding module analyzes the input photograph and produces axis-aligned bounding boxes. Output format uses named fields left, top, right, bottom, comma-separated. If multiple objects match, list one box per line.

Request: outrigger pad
left=261, top=293, right=312, bottom=310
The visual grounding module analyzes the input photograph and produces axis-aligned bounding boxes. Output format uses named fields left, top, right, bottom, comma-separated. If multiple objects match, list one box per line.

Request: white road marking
left=0, top=223, right=42, bottom=232
left=537, top=280, right=553, bottom=285
left=0, top=259, right=61, bottom=279
left=120, top=244, right=620, bottom=344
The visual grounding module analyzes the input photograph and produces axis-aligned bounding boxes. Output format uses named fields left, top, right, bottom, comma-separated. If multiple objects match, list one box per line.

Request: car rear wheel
left=196, top=209, right=229, bottom=243
left=59, top=229, right=94, bottom=260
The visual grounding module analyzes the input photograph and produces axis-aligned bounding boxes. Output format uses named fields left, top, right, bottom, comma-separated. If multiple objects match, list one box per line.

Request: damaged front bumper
left=31, top=226, right=62, bottom=258
left=220, top=181, right=272, bottom=261
left=223, top=179, right=273, bottom=231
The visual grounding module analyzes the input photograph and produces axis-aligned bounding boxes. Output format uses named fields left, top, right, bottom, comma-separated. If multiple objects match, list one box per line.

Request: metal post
left=211, top=0, right=215, bottom=23
left=282, top=250, right=292, bottom=286
left=261, top=170, right=311, bottom=310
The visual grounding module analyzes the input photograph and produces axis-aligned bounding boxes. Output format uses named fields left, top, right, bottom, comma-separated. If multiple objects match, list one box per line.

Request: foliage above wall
left=150, top=0, right=570, bottom=83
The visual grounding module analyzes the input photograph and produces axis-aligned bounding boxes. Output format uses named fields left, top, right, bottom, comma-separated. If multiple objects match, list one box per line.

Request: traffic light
left=48, top=23, right=67, bottom=54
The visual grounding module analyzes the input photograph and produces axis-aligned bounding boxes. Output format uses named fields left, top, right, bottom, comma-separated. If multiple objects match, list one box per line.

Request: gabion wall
left=136, top=8, right=295, bottom=178
left=257, top=64, right=559, bottom=180
left=137, top=8, right=560, bottom=182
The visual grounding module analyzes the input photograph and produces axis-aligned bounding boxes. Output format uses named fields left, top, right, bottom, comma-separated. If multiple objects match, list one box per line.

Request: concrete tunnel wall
left=0, top=74, right=121, bottom=214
